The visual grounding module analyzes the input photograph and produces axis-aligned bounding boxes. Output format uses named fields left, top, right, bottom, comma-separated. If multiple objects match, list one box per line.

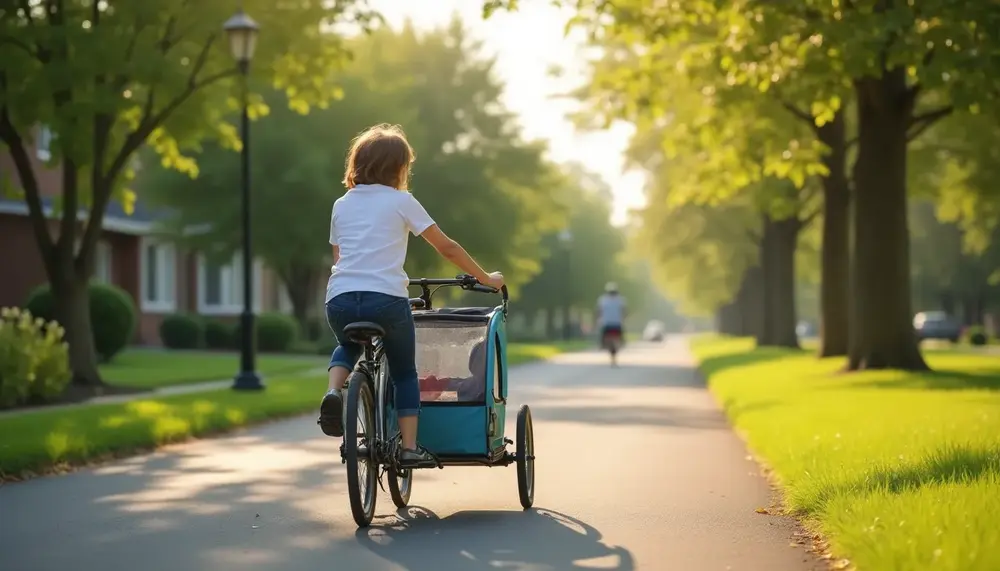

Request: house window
left=140, top=238, right=176, bottom=313
left=278, top=283, right=294, bottom=315
left=92, top=241, right=112, bottom=284
left=36, top=125, right=53, bottom=161
left=197, top=252, right=262, bottom=314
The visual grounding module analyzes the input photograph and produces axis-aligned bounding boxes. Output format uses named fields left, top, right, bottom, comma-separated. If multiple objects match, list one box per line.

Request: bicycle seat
left=343, top=321, right=385, bottom=344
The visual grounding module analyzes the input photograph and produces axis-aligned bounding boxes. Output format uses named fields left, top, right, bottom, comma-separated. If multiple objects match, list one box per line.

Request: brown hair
left=342, top=123, right=415, bottom=190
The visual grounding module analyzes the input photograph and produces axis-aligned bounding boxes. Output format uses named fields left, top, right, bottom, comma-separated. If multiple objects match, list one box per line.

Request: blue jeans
left=326, top=291, right=419, bottom=417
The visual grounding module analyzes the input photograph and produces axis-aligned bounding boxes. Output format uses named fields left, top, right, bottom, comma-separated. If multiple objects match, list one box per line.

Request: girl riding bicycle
left=319, top=123, right=504, bottom=469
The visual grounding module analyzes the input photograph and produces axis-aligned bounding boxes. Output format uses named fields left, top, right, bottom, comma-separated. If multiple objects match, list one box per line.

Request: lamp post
left=558, top=229, right=573, bottom=340
left=224, top=10, right=263, bottom=391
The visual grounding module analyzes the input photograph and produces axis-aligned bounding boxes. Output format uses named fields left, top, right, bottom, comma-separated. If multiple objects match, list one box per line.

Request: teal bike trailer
left=338, top=275, right=536, bottom=529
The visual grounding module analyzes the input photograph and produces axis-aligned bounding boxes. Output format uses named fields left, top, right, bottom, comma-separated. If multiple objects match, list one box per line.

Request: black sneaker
left=317, top=389, right=344, bottom=437
left=398, top=445, right=439, bottom=469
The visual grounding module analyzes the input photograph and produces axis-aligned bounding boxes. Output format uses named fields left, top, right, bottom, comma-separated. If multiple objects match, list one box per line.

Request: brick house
left=0, top=125, right=297, bottom=345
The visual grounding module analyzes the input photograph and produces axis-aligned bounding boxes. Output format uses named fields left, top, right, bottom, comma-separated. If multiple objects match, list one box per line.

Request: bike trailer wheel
left=387, top=464, right=412, bottom=509
left=516, top=404, right=535, bottom=509
left=345, top=372, right=378, bottom=527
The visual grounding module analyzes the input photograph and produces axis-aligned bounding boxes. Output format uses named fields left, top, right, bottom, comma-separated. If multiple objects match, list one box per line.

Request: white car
left=643, top=320, right=665, bottom=342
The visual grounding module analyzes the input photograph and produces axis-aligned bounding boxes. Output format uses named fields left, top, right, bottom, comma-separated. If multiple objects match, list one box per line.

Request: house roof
left=0, top=196, right=175, bottom=235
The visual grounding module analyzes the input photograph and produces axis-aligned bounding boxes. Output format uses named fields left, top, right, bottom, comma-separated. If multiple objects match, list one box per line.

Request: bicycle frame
left=347, top=338, right=395, bottom=465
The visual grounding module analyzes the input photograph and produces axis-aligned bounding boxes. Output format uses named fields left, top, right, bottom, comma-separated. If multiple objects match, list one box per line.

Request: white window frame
left=139, top=238, right=177, bottom=313
left=36, top=125, right=53, bottom=161
left=278, top=282, right=294, bottom=315
left=196, top=251, right=262, bottom=315
left=93, top=240, right=112, bottom=284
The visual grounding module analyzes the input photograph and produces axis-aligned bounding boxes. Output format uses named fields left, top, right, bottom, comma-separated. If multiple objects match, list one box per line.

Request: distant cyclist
left=595, top=282, right=626, bottom=366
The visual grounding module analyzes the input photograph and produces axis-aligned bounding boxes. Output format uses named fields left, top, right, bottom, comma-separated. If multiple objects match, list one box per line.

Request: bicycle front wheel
left=345, top=370, right=378, bottom=527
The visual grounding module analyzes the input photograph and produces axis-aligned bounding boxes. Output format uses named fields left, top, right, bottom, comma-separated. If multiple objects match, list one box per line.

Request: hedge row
left=160, top=313, right=300, bottom=353
left=25, top=283, right=136, bottom=363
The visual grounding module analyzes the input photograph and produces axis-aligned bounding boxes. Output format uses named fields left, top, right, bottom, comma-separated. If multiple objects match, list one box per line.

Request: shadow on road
left=355, top=506, right=635, bottom=571
left=697, top=346, right=801, bottom=378
left=528, top=403, right=730, bottom=430
left=518, top=363, right=703, bottom=390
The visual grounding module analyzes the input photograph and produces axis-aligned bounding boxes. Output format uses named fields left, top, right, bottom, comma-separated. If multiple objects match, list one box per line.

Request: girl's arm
left=332, top=245, right=340, bottom=265
left=419, top=224, right=491, bottom=284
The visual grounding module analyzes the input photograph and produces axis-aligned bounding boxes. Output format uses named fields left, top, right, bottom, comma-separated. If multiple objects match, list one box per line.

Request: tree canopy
left=138, top=18, right=570, bottom=324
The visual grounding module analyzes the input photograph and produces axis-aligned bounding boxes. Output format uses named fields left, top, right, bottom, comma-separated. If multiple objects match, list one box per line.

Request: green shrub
left=204, top=320, right=235, bottom=350
left=159, top=314, right=205, bottom=349
left=965, top=325, right=989, bottom=346
left=0, top=307, right=71, bottom=408
left=234, top=313, right=299, bottom=353
left=305, top=315, right=327, bottom=342
left=25, top=283, right=136, bottom=362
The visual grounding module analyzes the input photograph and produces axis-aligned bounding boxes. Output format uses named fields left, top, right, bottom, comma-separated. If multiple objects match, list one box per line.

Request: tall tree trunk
left=739, top=265, right=765, bottom=339
left=52, top=273, right=102, bottom=386
left=847, top=70, right=928, bottom=371
left=281, top=265, right=321, bottom=336
left=816, top=111, right=851, bottom=357
left=940, top=291, right=956, bottom=315
left=716, top=303, right=741, bottom=335
left=757, top=215, right=801, bottom=348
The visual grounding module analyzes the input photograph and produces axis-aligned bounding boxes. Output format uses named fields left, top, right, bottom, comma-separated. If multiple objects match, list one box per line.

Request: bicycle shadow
left=354, top=506, right=636, bottom=571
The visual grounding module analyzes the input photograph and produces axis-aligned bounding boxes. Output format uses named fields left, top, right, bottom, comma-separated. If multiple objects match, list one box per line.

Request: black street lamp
left=224, top=9, right=263, bottom=391
left=558, top=229, right=573, bottom=340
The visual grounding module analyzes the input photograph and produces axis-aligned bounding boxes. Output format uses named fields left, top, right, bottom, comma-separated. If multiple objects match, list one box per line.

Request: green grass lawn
left=693, top=336, right=1000, bottom=571
left=99, top=350, right=324, bottom=389
left=0, top=373, right=329, bottom=480
left=508, top=340, right=591, bottom=364
left=1, top=340, right=585, bottom=480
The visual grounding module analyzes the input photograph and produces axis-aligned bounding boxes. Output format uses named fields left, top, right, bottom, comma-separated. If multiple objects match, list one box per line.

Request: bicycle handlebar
left=407, top=274, right=509, bottom=311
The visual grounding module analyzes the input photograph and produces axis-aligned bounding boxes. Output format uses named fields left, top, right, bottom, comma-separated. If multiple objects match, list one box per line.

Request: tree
left=516, top=163, right=636, bottom=336
left=0, top=1, right=374, bottom=385
left=141, top=19, right=568, bottom=328
left=908, top=109, right=1000, bottom=325
left=139, top=81, right=414, bottom=330
left=702, top=1, right=1000, bottom=369
left=564, top=7, right=832, bottom=348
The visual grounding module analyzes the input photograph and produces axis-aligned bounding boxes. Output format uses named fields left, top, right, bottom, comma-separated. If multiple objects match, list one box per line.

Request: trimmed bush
left=160, top=314, right=205, bottom=349
left=965, top=326, right=989, bottom=346
left=204, top=320, right=235, bottom=350
left=234, top=312, right=299, bottom=353
left=25, top=283, right=136, bottom=362
left=305, top=315, right=327, bottom=342
left=0, top=307, right=71, bottom=408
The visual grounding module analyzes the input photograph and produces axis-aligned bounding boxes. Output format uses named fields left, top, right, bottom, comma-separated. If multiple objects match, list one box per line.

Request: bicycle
left=336, top=274, right=533, bottom=528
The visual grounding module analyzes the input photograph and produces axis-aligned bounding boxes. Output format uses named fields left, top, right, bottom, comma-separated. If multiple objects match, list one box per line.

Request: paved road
left=1, top=337, right=821, bottom=571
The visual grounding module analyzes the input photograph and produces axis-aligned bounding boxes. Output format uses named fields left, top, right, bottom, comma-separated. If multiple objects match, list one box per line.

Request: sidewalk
left=0, top=366, right=329, bottom=418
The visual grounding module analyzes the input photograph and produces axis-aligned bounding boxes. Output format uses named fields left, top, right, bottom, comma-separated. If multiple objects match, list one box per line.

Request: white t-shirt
left=325, top=184, right=435, bottom=302
left=596, top=293, right=626, bottom=327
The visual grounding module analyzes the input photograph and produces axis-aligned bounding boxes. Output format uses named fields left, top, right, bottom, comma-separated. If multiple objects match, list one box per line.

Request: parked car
left=643, top=320, right=666, bottom=342
left=913, top=311, right=962, bottom=343
left=795, top=320, right=816, bottom=339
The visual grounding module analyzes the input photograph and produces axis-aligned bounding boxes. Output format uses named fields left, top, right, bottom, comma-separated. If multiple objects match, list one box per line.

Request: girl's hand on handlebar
left=483, top=271, right=505, bottom=290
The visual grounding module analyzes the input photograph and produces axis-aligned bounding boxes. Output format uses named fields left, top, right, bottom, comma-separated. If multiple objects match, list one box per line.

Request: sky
left=368, top=0, right=647, bottom=226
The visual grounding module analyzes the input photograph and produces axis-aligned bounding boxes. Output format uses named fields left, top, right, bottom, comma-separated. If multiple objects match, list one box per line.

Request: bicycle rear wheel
left=345, top=370, right=378, bottom=527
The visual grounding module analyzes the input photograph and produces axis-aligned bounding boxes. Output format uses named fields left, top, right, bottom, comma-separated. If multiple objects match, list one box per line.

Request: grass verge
left=508, top=340, right=591, bottom=364
left=101, top=350, right=323, bottom=389
left=0, top=373, right=328, bottom=481
left=692, top=336, right=1000, bottom=571
left=1, top=341, right=585, bottom=481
